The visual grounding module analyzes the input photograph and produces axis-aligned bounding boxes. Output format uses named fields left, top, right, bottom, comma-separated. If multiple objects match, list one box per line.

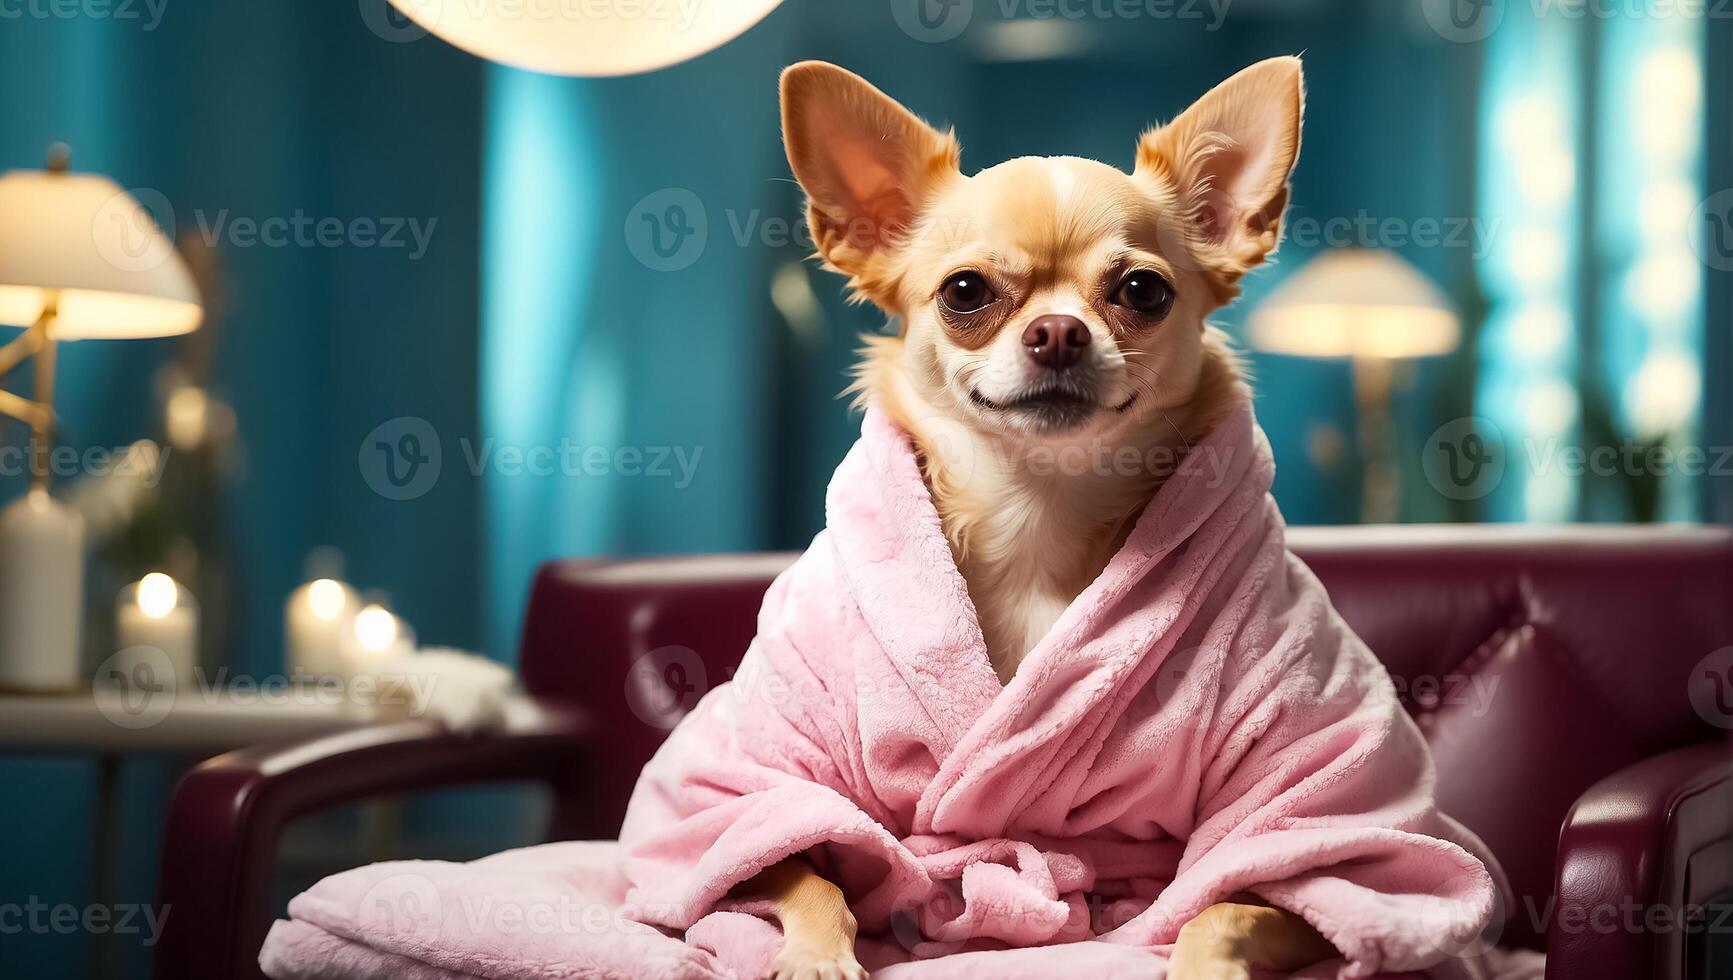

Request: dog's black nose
left=1022, top=314, right=1090, bottom=369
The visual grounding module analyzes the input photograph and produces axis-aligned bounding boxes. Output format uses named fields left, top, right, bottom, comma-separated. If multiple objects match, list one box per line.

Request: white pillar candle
left=0, top=488, right=85, bottom=692
left=285, top=577, right=357, bottom=678
left=114, top=572, right=198, bottom=692
left=337, top=603, right=415, bottom=715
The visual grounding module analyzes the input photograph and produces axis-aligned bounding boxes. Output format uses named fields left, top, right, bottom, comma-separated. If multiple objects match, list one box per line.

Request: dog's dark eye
left=1112, top=271, right=1175, bottom=318
left=938, top=272, right=997, bottom=314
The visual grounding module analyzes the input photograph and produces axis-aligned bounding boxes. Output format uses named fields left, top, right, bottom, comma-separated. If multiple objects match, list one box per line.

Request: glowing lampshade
left=0, top=152, right=203, bottom=696
left=1249, top=248, right=1459, bottom=360
left=384, top=0, right=783, bottom=77
left=0, top=166, right=202, bottom=339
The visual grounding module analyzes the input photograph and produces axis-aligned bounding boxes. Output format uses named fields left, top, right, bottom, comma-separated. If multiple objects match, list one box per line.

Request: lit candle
left=285, top=577, right=357, bottom=678
left=114, top=572, right=199, bottom=691
left=338, top=602, right=415, bottom=715
left=0, top=488, right=86, bottom=692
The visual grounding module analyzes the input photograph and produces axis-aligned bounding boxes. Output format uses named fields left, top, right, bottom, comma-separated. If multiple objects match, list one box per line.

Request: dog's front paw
left=1167, top=926, right=1250, bottom=980
left=1165, top=944, right=1251, bottom=980
left=771, top=943, right=867, bottom=980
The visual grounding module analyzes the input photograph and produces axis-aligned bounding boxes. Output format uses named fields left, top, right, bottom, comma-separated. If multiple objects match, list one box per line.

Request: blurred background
left=0, top=0, right=1727, bottom=975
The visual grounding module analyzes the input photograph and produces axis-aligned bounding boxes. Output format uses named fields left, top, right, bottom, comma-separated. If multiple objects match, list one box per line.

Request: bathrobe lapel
left=828, top=405, right=1273, bottom=836
left=825, top=409, right=1004, bottom=756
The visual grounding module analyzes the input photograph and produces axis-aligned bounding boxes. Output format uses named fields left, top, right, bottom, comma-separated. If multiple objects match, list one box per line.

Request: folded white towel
left=374, top=648, right=515, bottom=732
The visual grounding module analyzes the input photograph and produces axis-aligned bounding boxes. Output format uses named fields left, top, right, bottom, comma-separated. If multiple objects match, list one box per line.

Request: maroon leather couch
left=156, top=525, right=1733, bottom=979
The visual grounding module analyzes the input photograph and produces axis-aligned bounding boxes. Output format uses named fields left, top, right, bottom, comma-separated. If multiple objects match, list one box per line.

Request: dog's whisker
left=1125, top=363, right=1194, bottom=452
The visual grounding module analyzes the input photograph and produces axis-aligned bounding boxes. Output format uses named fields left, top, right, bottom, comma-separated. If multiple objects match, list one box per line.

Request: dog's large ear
left=1136, top=56, right=1303, bottom=283
left=781, top=61, right=960, bottom=290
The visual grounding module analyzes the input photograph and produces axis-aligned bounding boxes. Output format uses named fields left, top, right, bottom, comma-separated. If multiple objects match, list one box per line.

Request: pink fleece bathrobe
left=260, top=403, right=1542, bottom=980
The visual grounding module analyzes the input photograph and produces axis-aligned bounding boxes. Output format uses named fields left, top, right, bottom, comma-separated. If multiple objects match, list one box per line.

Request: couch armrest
left=1548, top=741, right=1732, bottom=980
left=154, top=699, right=591, bottom=980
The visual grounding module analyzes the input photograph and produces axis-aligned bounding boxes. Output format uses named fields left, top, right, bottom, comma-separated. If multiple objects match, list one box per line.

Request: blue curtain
left=479, top=11, right=798, bottom=659
left=2, top=4, right=484, bottom=976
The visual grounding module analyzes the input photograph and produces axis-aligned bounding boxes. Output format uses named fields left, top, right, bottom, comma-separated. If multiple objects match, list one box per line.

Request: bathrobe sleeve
left=616, top=556, right=929, bottom=931
left=1158, top=558, right=1500, bottom=976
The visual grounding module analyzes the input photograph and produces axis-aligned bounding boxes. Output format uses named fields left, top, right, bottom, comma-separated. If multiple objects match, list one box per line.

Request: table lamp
left=0, top=145, right=203, bottom=692
left=1248, top=247, right=1460, bottom=523
left=382, top=0, right=783, bottom=76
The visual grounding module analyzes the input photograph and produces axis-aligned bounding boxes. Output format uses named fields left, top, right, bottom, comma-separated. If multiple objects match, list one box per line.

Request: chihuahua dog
left=740, top=57, right=1336, bottom=980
